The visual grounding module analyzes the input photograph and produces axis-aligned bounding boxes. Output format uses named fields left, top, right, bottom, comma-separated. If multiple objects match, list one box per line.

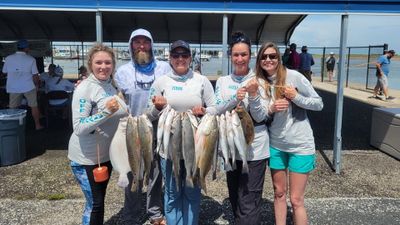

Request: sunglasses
left=261, top=53, right=279, bottom=60
left=171, top=53, right=191, bottom=59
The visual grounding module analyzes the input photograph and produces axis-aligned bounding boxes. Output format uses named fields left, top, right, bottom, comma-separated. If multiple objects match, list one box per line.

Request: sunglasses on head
left=171, top=52, right=191, bottom=59
left=232, top=36, right=251, bottom=45
left=261, top=53, right=279, bottom=60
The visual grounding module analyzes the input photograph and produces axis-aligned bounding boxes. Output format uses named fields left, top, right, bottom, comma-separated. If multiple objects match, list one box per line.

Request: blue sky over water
left=291, top=15, right=400, bottom=51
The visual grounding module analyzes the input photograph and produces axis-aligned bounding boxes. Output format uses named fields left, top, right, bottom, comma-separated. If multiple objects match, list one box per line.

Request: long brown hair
left=255, top=42, right=287, bottom=99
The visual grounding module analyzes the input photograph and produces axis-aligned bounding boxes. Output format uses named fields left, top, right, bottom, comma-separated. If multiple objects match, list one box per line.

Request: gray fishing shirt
left=261, top=69, right=323, bottom=155
left=68, top=74, right=128, bottom=165
left=147, top=70, right=217, bottom=158
left=215, top=70, right=271, bottom=161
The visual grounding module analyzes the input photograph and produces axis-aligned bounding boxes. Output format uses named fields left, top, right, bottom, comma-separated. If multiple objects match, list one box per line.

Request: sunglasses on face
left=261, top=53, right=279, bottom=60
left=171, top=53, right=191, bottom=59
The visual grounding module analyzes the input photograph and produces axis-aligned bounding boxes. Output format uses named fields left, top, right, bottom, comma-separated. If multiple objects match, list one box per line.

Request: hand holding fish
left=191, top=105, right=206, bottom=116
left=152, top=96, right=167, bottom=111
left=245, top=78, right=259, bottom=97
left=236, top=87, right=247, bottom=101
left=269, top=98, right=289, bottom=114
left=283, top=85, right=297, bottom=100
left=106, top=97, right=120, bottom=114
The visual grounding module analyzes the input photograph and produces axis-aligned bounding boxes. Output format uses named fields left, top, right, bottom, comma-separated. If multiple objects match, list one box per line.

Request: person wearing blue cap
left=2, top=39, right=44, bottom=130
left=147, top=39, right=217, bottom=225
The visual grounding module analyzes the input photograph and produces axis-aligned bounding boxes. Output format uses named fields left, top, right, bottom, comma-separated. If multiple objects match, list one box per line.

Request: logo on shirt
left=172, top=86, right=183, bottom=91
left=229, top=85, right=238, bottom=90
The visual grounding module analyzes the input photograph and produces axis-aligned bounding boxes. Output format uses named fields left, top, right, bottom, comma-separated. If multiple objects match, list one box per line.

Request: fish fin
left=117, top=174, right=129, bottom=188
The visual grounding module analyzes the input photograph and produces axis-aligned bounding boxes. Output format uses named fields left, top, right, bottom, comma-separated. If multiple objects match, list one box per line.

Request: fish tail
left=200, top=176, right=207, bottom=194
left=241, top=161, right=249, bottom=174
left=185, top=176, right=194, bottom=188
left=117, top=174, right=129, bottom=188
left=224, top=161, right=233, bottom=171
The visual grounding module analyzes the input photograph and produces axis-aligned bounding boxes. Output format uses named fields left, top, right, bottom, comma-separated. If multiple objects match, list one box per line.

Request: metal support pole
left=222, top=14, right=228, bottom=76
left=96, top=11, right=103, bottom=43
left=345, top=47, right=351, bottom=87
left=333, top=14, right=349, bottom=174
left=321, top=47, right=326, bottom=82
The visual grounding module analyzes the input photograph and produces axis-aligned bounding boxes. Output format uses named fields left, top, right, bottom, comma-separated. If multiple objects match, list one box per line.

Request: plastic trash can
left=0, top=109, right=27, bottom=166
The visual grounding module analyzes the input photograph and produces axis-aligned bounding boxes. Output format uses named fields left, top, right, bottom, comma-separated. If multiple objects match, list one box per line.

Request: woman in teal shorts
left=246, top=42, right=323, bottom=225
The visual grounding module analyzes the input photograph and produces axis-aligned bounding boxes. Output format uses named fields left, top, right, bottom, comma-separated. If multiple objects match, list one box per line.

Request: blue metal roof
left=1, top=0, right=400, bottom=14
left=0, top=1, right=399, bottom=43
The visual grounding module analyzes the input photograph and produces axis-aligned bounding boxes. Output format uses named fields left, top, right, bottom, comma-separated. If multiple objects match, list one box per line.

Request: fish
left=156, top=105, right=171, bottom=153
left=235, top=106, right=255, bottom=146
left=138, top=114, right=153, bottom=187
left=163, top=108, right=176, bottom=158
left=225, top=111, right=237, bottom=170
left=181, top=112, right=196, bottom=187
left=109, top=117, right=130, bottom=188
left=126, top=115, right=142, bottom=192
left=170, top=112, right=182, bottom=191
left=231, top=110, right=249, bottom=174
left=217, top=114, right=232, bottom=171
left=194, top=114, right=218, bottom=193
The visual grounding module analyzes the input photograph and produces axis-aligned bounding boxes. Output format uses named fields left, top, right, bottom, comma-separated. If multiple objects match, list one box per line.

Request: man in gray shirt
left=114, top=28, right=170, bottom=225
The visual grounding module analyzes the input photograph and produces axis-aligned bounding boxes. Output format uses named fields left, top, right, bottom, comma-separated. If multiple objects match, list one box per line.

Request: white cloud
left=292, top=15, right=400, bottom=51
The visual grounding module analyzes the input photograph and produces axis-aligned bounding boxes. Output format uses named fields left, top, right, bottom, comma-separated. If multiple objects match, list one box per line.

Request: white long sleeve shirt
left=215, top=70, right=271, bottom=161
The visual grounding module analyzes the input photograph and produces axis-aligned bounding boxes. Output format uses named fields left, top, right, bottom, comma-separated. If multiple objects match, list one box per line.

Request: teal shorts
left=269, top=146, right=316, bottom=174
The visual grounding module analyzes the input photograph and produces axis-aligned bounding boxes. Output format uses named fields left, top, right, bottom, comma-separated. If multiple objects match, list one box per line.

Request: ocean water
left=51, top=57, right=400, bottom=91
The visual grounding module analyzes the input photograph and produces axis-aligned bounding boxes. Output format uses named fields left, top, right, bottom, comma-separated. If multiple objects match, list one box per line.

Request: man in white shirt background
left=2, top=39, right=44, bottom=130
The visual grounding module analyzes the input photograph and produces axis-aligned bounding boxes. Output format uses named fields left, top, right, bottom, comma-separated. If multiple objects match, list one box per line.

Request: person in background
left=287, top=43, right=300, bottom=71
left=251, top=42, right=323, bottom=225
left=78, top=65, right=89, bottom=80
left=40, top=63, right=56, bottom=87
left=299, top=45, right=315, bottom=82
left=282, top=47, right=291, bottom=68
left=2, top=39, right=44, bottom=130
left=147, top=40, right=217, bottom=225
left=192, top=49, right=202, bottom=73
left=373, top=49, right=396, bottom=101
left=44, top=65, right=74, bottom=106
left=114, top=28, right=171, bottom=225
left=214, top=31, right=270, bottom=225
left=68, top=43, right=128, bottom=225
left=326, top=52, right=336, bottom=82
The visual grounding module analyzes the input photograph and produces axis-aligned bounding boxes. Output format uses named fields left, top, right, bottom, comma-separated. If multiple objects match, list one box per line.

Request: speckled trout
left=126, top=115, right=142, bottom=192
left=138, top=114, right=153, bottom=187
left=235, top=106, right=255, bottom=146
left=181, top=111, right=197, bottom=187
left=231, top=110, right=249, bottom=174
left=194, top=114, right=218, bottom=193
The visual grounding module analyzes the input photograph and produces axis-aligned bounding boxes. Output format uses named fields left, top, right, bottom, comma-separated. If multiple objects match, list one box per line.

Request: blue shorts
left=269, top=146, right=316, bottom=174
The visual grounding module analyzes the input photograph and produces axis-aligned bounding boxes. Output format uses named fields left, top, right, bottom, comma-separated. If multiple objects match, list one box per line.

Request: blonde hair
left=255, top=42, right=287, bottom=99
left=87, top=43, right=116, bottom=75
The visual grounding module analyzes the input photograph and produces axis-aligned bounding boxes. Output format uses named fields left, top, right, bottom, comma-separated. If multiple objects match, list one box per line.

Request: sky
left=290, top=14, right=400, bottom=51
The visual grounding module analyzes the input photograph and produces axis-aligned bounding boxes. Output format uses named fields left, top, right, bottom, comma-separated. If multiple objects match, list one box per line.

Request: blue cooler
left=0, top=109, right=27, bottom=166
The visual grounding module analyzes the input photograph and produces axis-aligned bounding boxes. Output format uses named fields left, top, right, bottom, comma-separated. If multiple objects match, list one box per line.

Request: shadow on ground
left=25, top=109, right=72, bottom=160
left=309, top=89, right=376, bottom=151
